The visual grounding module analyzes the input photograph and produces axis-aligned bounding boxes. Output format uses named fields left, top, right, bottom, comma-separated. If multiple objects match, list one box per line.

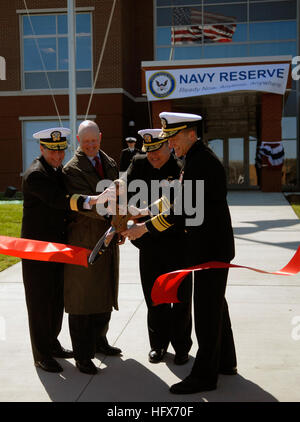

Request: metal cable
left=23, top=0, right=63, bottom=126
left=85, top=0, right=117, bottom=120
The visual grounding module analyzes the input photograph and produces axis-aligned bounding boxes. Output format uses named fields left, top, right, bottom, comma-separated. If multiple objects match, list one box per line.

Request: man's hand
left=117, top=234, right=126, bottom=245
left=127, top=205, right=149, bottom=222
left=121, top=223, right=148, bottom=241
left=89, top=184, right=117, bottom=206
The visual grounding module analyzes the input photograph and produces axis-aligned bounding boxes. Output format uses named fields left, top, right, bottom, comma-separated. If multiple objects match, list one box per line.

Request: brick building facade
left=0, top=0, right=298, bottom=191
left=0, top=0, right=153, bottom=190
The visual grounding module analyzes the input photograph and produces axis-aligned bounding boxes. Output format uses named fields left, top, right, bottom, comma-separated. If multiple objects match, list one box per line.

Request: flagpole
left=169, top=34, right=174, bottom=60
left=297, top=1, right=300, bottom=189
left=68, top=0, right=77, bottom=154
left=169, top=2, right=175, bottom=60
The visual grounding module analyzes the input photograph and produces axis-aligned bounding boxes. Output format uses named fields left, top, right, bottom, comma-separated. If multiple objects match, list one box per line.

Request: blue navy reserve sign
left=148, top=71, right=176, bottom=99
left=146, top=63, right=290, bottom=101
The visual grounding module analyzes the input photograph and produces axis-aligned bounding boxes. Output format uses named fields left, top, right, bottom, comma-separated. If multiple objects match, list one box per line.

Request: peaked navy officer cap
left=138, top=129, right=167, bottom=152
left=159, top=112, right=202, bottom=139
left=125, top=137, right=137, bottom=143
left=33, top=127, right=70, bottom=151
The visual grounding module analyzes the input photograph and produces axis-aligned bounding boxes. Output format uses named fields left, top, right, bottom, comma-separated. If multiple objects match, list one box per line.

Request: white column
left=68, top=0, right=77, bottom=154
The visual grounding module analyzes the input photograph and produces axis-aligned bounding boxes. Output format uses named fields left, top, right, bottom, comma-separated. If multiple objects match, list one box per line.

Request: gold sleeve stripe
left=158, top=214, right=172, bottom=229
left=70, top=194, right=80, bottom=211
left=151, top=215, right=168, bottom=232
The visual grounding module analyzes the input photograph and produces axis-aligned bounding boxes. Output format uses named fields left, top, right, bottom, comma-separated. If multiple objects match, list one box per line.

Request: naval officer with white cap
left=124, top=128, right=192, bottom=366
left=122, top=112, right=237, bottom=394
left=21, top=127, right=100, bottom=373
left=119, top=136, right=142, bottom=172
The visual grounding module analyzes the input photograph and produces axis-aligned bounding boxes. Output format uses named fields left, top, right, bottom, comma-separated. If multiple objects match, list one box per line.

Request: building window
left=155, top=0, right=297, bottom=61
left=281, top=116, right=297, bottom=187
left=22, top=13, right=92, bottom=90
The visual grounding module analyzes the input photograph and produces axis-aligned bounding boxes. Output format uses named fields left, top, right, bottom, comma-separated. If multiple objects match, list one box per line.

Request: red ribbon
left=151, top=246, right=300, bottom=305
left=0, top=236, right=90, bottom=267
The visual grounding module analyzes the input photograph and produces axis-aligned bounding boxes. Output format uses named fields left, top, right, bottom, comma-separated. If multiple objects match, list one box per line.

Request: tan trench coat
left=62, top=148, right=119, bottom=315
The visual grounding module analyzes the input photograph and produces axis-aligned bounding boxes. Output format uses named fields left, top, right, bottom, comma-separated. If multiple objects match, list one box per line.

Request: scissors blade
left=88, top=226, right=116, bottom=265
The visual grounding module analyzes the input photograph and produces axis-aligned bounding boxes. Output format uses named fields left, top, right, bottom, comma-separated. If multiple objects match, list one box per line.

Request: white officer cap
left=125, top=137, right=137, bottom=142
left=159, top=112, right=202, bottom=139
left=33, top=127, right=71, bottom=150
left=138, top=129, right=167, bottom=152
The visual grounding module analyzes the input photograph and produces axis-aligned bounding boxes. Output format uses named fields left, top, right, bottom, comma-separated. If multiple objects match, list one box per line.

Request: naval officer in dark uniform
left=122, top=112, right=237, bottom=394
left=21, top=127, right=93, bottom=373
left=124, top=129, right=192, bottom=365
left=119, top=137, right=142, bottom=172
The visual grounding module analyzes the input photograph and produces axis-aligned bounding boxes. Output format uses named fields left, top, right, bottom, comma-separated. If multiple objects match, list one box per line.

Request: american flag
left=171, top=7, right=237, bottom=44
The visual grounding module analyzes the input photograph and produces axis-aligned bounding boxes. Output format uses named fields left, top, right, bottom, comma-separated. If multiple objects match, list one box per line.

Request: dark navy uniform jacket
left=126, top=153, right=184, bottom=248
left=146, top=140, right=235, bottom=266
left=21, top=155, right=86, bottom=243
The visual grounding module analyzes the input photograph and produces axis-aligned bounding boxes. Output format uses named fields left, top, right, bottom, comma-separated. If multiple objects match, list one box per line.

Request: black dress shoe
left=35, top=358, right=63, bottom=373
left=52, top=347, right=74, bottom=359
left=219, top=366, right=238, bottom=375
left=174, top=353, right=189, bottom=365
left=170, top=375, right=216, bottom=394
left=148, top=349, right=166, bottom=363
left=75, top=359, right=98, bottom=375
left=96, top=344, right=122, bottom=356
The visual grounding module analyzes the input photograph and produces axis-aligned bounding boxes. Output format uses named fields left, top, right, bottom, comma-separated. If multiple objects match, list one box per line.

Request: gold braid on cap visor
left=143, top=139, right=167, bottom=151
left=40, top=141, right=68, bottom=150
left=163, top=124, right=188, bottom=132
left=160, top=124, right=188, bottom=139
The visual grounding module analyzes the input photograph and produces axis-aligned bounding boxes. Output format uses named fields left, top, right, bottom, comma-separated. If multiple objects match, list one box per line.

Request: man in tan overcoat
left=63, top=120, right=121, bottom=375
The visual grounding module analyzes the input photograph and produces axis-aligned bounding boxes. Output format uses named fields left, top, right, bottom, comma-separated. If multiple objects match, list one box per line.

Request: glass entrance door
left=208, top=137, right=250, bottom=188
left=228, top=137, right=247, bottom=186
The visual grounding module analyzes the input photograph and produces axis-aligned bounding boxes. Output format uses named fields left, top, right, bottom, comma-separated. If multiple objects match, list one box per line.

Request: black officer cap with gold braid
left=33, top=127, right=70, bottom=151
left=159, top=112, right=202, bottom=140
left=138, top=128, right=168, bottom=152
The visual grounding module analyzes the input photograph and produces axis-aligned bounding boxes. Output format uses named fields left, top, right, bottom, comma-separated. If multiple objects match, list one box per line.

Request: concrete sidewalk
left=0, top=191, right=300, bottom=402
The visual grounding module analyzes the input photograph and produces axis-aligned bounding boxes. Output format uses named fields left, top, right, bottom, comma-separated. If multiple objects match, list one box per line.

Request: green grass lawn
left=0, top=204, right=23, bottom=271
left=292, top=204, right=300, bottom=219
left=286, top=194, right=300, bottom=219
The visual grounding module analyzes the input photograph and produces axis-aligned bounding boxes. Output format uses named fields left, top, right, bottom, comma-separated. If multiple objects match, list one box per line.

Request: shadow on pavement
left=233, top=219, right=300, bottom=235
left=227, top=192, right=289, bottom=206
left=35, top=354, right=278, bottom=403
left=165, top=354, right=278, bottom=402
left=234, top=235, right=300, bottom=252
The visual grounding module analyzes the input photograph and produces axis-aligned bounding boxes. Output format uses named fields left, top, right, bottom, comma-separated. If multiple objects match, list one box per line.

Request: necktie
left=94, top=156, right=104, bottom=179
